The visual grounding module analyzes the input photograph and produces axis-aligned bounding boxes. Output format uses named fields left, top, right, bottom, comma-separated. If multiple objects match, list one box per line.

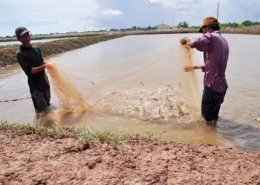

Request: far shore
left=0, top=33, right=125, bottom=68
left=0, top=28, right=259, bottom=68
left=1, top=27, right=260, bottom=42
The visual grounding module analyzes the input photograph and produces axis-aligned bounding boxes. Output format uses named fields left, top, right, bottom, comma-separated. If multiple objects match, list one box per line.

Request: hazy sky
left=0, top=0, right=259, bottom=37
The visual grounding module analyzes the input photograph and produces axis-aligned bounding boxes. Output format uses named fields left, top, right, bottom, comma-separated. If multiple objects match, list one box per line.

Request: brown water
left=1, top=34, right=260, bottom=151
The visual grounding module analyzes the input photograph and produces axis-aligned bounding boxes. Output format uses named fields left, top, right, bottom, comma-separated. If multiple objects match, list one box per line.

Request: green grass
left=0, top=121, right=159, bottom=150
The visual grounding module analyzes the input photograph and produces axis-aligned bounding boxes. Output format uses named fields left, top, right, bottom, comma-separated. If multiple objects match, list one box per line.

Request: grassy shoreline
left=0, top=33, right=125, bottom=68
left=1, top=121, right=260, bottom=184
left=0, top=121, right=155, bottom=150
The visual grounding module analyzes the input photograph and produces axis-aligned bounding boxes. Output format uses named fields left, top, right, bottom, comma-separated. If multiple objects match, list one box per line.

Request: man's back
left=190, top=31, right=229, bottom=92
left=205, top=31, right=229, bottom=92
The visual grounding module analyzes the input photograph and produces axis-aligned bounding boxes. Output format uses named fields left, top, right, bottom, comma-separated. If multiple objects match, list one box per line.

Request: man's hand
left=183, top=66, right=194, bottom=72
left=180, top=37, right=190, bottom=45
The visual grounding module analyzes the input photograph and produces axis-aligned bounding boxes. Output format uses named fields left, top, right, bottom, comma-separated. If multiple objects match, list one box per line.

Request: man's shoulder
left=210, top=31, right=223, bottom=38
left=16, top=44, right=38, bottom=50
left=31, top=44, right=40, bottom=50
left=211, top=31, right=228, bottom=42
left=16, top=45, right=41, bottom=56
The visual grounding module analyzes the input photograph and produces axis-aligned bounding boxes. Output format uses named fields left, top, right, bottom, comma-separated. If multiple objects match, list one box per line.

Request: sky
left=0, top=0, right=260, bottom=37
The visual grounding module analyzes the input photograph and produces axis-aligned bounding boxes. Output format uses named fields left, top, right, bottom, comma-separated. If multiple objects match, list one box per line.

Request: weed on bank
left=0, top=121, right=156, bottom=150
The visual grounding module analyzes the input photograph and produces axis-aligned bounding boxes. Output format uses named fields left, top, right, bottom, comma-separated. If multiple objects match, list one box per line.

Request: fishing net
left=44, top=44, right=201, bottom=125
left=43, top=62, right=91, bottom=124
left=179, top=45, right=201, bottom=119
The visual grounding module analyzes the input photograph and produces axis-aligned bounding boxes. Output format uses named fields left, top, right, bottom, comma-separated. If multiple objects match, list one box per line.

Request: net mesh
left=45, top=62, right=91, bottom=121
left=44, top=44, right=201, bottom=125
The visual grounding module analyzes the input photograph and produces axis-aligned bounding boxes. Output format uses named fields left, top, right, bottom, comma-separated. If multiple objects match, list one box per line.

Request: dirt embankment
left=0, top=34, right=125, bottom=68
left=1, top=133, right=260, bottom=184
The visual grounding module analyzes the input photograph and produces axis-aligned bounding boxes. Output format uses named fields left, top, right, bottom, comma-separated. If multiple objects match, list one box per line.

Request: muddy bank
left=0, top=34, right=125, bottom=68
left=1, top=131, right=260, bottom=184
left=222, top=27, right=260, bottom=35
left=0, top=123, right=260, bottom=184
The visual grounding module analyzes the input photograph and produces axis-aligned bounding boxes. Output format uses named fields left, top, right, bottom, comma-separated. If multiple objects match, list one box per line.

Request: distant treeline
left=178, top=20, right=260, bottom=29
left=1, top=20, right=260, bottom=40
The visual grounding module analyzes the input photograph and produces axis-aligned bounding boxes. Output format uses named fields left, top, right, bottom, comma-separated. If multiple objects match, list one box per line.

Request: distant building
left=156, top=23, right=171, bottom=30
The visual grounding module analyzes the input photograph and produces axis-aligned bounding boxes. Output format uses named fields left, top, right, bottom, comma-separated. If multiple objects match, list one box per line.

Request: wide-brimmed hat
left=199, top=16, right=219, bottom=33
left=15, top=26, right=30, bottom=37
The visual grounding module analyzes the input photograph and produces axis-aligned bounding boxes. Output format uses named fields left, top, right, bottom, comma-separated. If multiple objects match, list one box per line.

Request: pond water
left=0, top=34, right=260, bottom=151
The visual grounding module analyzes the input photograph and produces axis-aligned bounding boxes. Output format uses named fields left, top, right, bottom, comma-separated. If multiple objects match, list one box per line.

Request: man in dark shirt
left=15, top=26, right=52, bottom=118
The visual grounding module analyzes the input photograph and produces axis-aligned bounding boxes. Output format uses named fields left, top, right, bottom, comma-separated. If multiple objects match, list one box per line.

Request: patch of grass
left=0, top=121, right=158, bottom=149
left=122, top=131, right=156, bottom=141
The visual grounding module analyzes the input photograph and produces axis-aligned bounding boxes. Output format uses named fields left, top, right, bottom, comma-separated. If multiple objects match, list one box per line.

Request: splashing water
left=43, top=45, right=201, bottom=125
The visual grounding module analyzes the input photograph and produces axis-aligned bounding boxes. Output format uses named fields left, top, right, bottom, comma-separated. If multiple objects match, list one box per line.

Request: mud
left=1, top=133, right=260, bottom=184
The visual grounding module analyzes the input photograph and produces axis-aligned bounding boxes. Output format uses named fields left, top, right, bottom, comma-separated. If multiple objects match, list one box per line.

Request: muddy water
left=0, top=34, right=260, bottom=151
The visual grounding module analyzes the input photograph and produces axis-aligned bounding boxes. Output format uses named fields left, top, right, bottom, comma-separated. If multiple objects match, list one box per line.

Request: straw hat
left=199, top=16, right=219, bottom=33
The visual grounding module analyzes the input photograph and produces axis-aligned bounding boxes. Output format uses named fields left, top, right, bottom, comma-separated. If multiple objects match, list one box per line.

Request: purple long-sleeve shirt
left=189, top=31, right=229, bottom=92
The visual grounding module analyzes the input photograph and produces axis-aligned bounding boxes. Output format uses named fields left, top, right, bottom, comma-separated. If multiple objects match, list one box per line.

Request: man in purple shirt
left=180, top=16, right=229, bottom=126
